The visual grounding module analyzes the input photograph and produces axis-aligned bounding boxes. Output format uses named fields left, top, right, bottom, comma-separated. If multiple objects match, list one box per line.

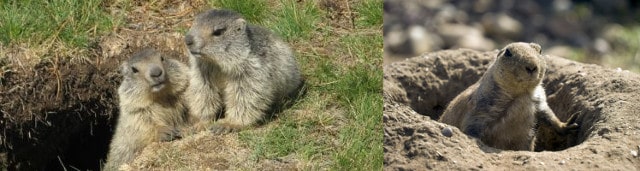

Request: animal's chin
left=151, top=83, right=166, bottom=92
left=190, top=53, right=202, bottom=58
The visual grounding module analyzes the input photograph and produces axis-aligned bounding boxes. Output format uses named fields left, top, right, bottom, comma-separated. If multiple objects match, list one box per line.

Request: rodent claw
left=209, top=124, right=239, bottom=134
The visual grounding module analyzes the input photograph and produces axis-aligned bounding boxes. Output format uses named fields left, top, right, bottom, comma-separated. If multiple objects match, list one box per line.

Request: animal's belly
left=484, top=98, right=536, bottom=150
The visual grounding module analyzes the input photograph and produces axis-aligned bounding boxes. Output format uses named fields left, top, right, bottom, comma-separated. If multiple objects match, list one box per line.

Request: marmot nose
left=149, top=66, right=164, bottom=79
left=185, top=35, right=194, bottom=46
left=525, top=66, right=537, bottom=74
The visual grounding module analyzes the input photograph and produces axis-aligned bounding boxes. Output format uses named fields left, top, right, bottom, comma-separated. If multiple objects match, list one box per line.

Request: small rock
left=553, top=0, right=572, bottom=12
left=546, top=45, right=574, bottom=59
left=436, top=24, right=477, bottom=46
left=457, top=32, right=495, bottom=51
left=481, top=13, right=522, bottom=39
left=631, top=150, right=638, bottom=157
left=559, top=160, right=566, bottom=165
left=385, top=26, right=407, bottom=48
left=441, top=127, right=453, bottom=137
left=593, top=38, right=611, bottom=54
left=408, top=25, right=443, bottom=54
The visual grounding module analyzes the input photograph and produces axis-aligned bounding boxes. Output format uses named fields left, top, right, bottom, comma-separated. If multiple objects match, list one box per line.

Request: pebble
left=559, top=160, right=565, bottom=165
left=441, top=127, right=453, bottom=137
left=632, top=150, right=638, bottom=157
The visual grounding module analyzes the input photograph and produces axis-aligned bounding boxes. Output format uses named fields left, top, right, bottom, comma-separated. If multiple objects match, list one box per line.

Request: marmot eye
left=131, top=67, right=139, bottom=73
left=212, top=28, right=226, bottom=36
left=504, top=49, right=512, bottom=57
left=161, top=56, right=165, bottom=62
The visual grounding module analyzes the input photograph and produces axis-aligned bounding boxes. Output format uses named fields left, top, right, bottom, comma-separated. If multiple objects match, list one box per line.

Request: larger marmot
left=104, top=48, right=190, bottom=170
left=438, top=42, right=578, bottom=151
left=184, top=9, right=302, bottom=134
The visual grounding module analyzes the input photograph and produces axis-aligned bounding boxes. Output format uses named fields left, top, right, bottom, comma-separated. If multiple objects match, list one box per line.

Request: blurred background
left=383, top=0, right=640, bottom=72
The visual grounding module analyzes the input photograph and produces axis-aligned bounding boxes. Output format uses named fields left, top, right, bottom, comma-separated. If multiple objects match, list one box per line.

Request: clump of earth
left=383, top=49, right=640, bottom=170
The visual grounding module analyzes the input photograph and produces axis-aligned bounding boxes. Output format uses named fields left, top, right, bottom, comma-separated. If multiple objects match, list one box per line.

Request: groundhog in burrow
left=103, top=48, right=190, bottom=170
left=184, top=9, right=302, bottom=134
left=438, top=42, right=579, bottom=151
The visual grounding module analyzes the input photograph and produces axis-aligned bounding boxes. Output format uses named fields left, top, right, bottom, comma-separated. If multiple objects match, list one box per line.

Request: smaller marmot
left=103, top=48, right=190, bottom=170
left=438, top=42, right=578, bottom=151
left=184, top=9, right=302, bottom=134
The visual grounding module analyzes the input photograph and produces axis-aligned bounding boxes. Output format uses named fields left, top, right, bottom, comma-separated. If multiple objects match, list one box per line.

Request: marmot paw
left=209, top=122, right=244, bottom=134
left=559, top=113, right=580, bottom=134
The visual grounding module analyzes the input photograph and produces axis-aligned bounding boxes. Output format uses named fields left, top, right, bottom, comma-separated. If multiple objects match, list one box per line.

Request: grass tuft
left=334, top=92, right=383, bottom=170
left=209, top=0, right=268, bottom=24
left=269, top=0, right=321, bottom=41
left=354, top=0, right=383, bottom=27
left=0, top=0, right=116, bottom=48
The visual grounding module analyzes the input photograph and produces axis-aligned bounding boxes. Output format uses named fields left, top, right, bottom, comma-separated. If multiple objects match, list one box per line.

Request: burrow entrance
left=1, top=56, right=122, bottom=170
left=0, top=31, right=192, bottom=169
left=383, top=49, right=619, bottom=152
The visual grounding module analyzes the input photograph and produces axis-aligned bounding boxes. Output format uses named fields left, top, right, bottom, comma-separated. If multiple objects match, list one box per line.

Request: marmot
left=184, top=9, right=302, bottom=134
left=104, top=48, right=190, bottom=170
left=438, top=42, right=578, bottom=151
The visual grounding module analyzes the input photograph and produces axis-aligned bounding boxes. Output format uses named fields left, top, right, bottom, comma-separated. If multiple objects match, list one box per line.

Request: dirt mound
left=383, top=49, right=640, bottom=170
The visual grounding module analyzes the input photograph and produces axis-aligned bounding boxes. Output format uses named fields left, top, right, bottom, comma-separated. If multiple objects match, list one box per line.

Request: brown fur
left=438, top=42, right=578, bottom=151
left=103, top=48, right=190, bottom=170
left=184, top=9, right=302, bottom=134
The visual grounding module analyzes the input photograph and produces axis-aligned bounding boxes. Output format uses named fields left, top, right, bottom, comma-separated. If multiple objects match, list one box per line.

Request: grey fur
left=184, top=9, right=302, bottom=133
left=104, top=48, right=190, bottom=170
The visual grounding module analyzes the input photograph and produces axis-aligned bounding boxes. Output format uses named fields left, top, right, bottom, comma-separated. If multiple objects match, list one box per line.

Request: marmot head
left=491, top=42, right=545, bottom=93
left=120, top=48, right=177, bottom=94
left=185, top=9, right=249, bottom=62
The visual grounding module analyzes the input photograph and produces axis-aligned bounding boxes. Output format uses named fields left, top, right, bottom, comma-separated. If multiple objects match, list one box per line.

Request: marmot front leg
left=185, top=72, right=223, bottom=133
left=535, top=104, right=579, bottom=135
left=211, top=79, right=271, bottom=134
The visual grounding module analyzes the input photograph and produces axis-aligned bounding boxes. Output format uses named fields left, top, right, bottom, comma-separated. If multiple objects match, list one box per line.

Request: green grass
left=354, top=0, right=383, bottom=27
left=334, top=92, right=382, bottom=170
left=209, top=0, right=268, bottom=24
left=235, top=0, right=382, bottom=169
left=269, top=0, right=321, bottom=41
left=0, top=0, right=117, bottom=48
left=210, top=0, right=320, bottom=41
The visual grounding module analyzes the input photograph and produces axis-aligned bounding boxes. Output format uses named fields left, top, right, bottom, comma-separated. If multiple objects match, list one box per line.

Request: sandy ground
left=383, top=49, right=640, bottom=170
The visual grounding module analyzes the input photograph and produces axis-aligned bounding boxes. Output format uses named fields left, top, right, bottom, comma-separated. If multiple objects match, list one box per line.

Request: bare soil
left=383, top=49, right=640, bottom=170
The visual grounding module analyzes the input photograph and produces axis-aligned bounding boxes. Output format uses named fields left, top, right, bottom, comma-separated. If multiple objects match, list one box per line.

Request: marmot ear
left=234, top=18, right=246, bottom=31
left=504, top=48, right=512, bottom=57
left=530, top=43, right=542, bottom=53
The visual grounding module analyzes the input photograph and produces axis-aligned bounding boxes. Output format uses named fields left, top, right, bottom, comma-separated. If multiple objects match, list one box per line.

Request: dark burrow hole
left=3, top=103, right=116, bottom=171
left=1, top=60, right=119, bottom=171
left=44, top=117, right=114, bottom=170
left=406, top=72, right=596, bottom=152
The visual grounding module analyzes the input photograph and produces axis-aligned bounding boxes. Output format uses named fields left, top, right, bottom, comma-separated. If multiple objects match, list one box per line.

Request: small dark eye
left=212, top=27, right=226, bottom=36
left=504, top=49, right=512, bottom=57
left=131, top=67, right=139, bottom=73
left=161, top=56, right=165, bottom=61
